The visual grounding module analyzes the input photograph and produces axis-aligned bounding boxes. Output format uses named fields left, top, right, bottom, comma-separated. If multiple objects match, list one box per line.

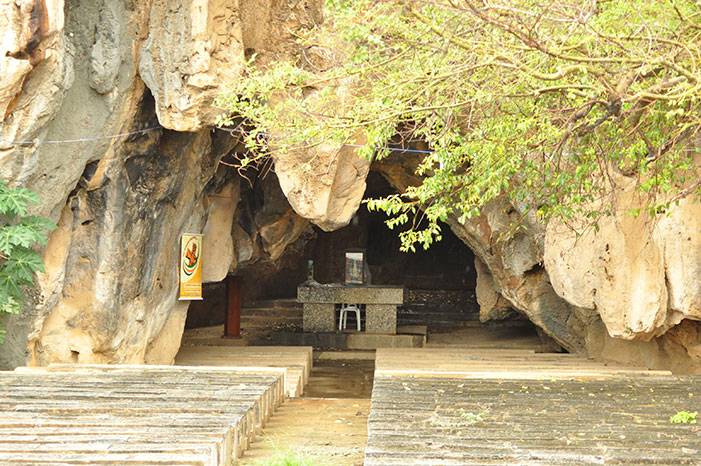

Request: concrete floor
left=427, top=320, right=545, bottom=350
left=304, top=359, right=375, bottom=399
left=239, top=358, right=373, bottom=466
left=239, top=398, right=370, bottom=466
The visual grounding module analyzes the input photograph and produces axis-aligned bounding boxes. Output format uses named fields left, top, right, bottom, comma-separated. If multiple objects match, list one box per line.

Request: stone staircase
left=241, top=299, right=303, bottom=332
left=398, top=289, right=479, bottom=329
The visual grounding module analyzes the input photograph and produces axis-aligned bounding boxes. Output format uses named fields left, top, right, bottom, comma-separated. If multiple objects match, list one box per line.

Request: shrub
left=0, top=181, right=54, bottom=343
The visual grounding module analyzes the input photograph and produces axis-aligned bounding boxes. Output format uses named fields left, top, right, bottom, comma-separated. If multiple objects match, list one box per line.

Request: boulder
left=275, top=142, right=370, bottom=231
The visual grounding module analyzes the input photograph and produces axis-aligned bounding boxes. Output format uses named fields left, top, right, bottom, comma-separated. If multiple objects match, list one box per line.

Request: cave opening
left=311, top=171, right=480, bottom=330
left=185, top=169, right=542, bottom=350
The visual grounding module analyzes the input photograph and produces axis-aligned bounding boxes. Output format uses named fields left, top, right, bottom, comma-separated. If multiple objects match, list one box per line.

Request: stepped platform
left=398, top=289, right=479, bottom=329
left=0, top=364, right=287, bottom=465
left=176, top=345, right=313, bottom=397
left=367, top=349, right=701, bottom=465
left=240, top=299, right=303, bottom=331
left=374, top=348, right=670, bottom=378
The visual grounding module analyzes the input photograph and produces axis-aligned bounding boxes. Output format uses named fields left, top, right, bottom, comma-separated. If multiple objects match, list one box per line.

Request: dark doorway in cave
left=311, top=171, right=479, bottom=329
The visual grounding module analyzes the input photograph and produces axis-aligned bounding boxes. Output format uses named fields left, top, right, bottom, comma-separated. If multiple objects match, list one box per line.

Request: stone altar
left=298, top=284, right=405, bottom=334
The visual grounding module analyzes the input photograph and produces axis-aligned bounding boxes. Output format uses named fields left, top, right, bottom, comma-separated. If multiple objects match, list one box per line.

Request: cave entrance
left=185, top=170, right=543, bottom=351
left=312, top=171, right=480, bottom=331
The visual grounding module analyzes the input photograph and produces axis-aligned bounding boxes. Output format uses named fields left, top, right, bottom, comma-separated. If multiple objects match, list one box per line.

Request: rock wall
left=545, top=175, right=701, bottom=371
left=0, top=0, right=321, bottom=369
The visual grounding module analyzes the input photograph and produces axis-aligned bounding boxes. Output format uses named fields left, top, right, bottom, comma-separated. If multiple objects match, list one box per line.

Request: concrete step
left=366, top=350, right=701, bottom=465
left=1, top=364, right=287, bottom=465
left=252, top=331, right=425, bottom=350
left=175, top=346, right=313, bottom=397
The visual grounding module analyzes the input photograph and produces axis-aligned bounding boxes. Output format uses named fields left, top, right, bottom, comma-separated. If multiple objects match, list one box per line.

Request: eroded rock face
left=275, top=143, right=371, bottom=231
left=544, top=189, right=701, bottom=341
left=0, top=0, right=156, bottom=368
left=139, top=0, right=244, bottom=131
left=140, top=0, right=323, bottom=131
left=1, top=1, right=151, bottom=219
left=0, top=0, right=65, bottom=114
left=202, top=181, right=240, bottom=283
left=28, top=121, right=221, bottom=366
left=236, top=172, right=311, bottom=265
left=443, top=200, right=587, bottom=352
left=474, top=258, right=514, bottom=322
left=0, top=0, right=321, bottom=369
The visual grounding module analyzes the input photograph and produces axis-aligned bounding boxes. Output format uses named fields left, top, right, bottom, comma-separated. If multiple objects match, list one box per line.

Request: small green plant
left=458, top=409, right=487, bottom=425
left=670, top=411, right=697, bottom=424
left=0, top=181, right=54, bottom=343
left=255, top=451, right=320, bottom=466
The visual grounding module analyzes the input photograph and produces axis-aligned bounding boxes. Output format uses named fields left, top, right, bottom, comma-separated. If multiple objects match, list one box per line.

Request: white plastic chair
left=339, top=304, right=361, bottom=331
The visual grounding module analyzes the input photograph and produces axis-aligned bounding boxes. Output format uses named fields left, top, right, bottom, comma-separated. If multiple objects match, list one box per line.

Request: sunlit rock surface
left=474, top=257, right=515, bottom=323
left=140, top=0, right=322, bottom=131
left=274, top=142, right=371, bottom=232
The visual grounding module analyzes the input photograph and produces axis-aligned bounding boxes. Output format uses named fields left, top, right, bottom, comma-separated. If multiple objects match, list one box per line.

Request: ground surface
left=239, top=398, right=370, bottom=466
left=426, top=321, right=544, bottom=350
left=239, top=358, right=374, bottom=465
left=305, top=359, right=375, bottom=399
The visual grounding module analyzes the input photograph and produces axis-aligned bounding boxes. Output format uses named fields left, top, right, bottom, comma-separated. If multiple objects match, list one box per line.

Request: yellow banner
left=179, top=233, right=203, bottom=300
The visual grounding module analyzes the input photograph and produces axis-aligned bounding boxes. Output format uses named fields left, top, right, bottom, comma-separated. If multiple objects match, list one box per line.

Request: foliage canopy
left=0, top=181, right=53, bottom=343
left=218, top=0, right=701, bottom=250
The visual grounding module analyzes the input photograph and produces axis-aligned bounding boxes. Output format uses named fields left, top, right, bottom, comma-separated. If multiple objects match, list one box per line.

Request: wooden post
left=223, top=275, right=241, bottom=338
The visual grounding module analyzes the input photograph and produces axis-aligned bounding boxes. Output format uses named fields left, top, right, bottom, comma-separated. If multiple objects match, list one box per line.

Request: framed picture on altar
left=344, top=250, right=365, bottom=285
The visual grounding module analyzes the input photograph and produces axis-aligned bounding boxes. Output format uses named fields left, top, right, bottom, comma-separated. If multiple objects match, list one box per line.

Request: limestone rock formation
left=544, top=185, right=701, bottom=341
left=202, top=181, right=240, bottom=283
left=139, top=0, right=245, bottom=131
left=27, top=125, right=222, bottom=366
left=140, top=0, right=323, bottom=131
left=474, top=258, right=514, bottom=322
left=0, top=0, right=322, bottom=370
left=236, top=172, right=311, bottom=265
left=274, top=143, right=371, bottom=231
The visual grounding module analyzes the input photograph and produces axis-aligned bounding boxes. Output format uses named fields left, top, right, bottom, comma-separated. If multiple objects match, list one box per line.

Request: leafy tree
left=0, top=181, right=54, bottom=343
left=217, top=0, right=701, bottom=250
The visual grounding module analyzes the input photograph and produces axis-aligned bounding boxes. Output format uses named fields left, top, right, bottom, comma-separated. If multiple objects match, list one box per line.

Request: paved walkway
left=239, top=358, right=374, bottom=466
left=240, top=398, right=370, bottom=466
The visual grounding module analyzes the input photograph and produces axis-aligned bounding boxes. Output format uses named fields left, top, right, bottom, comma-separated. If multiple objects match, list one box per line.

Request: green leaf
left=0, top=182, right=38, bottom=217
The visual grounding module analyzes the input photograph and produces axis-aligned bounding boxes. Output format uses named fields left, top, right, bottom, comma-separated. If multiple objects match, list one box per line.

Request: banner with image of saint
left=179, top=233, right=203, bottom=300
